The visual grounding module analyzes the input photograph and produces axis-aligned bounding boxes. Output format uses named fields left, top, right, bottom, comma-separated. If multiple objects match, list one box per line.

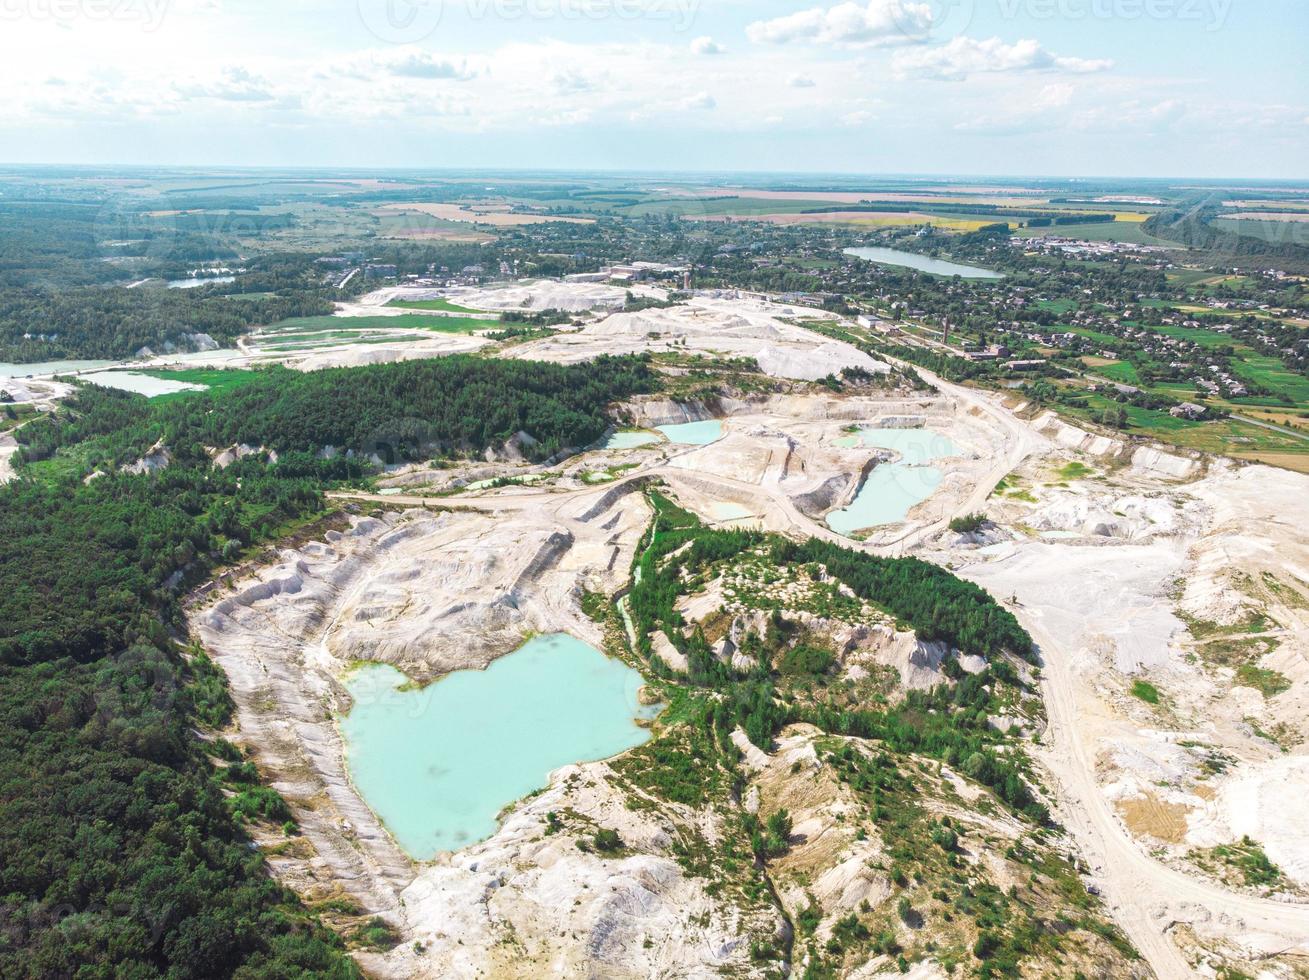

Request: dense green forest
left=624, top=492, right=1046, bottom=823
left=19, top=355, right=660, bottom=469
left=0, top=459, right=359, bottom=976
left=0, top=287, right=335, bottom=363
left=1144, top=203, right=1309, bottom=267
left=0, top=202, right=347, bottom=361
left=0, top=354, right=657, bottom=976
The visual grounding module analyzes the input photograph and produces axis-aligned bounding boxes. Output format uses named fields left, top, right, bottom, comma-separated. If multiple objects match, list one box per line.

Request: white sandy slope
left=508, top=297, right=888, bottom=382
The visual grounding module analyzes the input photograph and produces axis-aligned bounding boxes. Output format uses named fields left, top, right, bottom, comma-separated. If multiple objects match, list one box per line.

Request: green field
left=261, top=314, right=493, bottom=335
left=1065, top=325, right=1123, bottom=346
left=1095, top=361, right=1141, bottom=385
left=386, top=298, right=489, bottom=315
left=1048, top=384, right=1309, bottom=462
left=1015, top=221, right=1179, bottom=245
left=1152, top=323, right=1238, bottom=349
left=1035, top=298, right=1078, bottom=314
left=1232, top=354, right=1309, bottom=404
left=140, top=367, right=263, bottom=400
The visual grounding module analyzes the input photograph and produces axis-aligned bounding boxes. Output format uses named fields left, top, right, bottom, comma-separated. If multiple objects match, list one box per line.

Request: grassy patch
left=262, top=313, right=493, bottom=335
left=1056, top=461, right=1093, bottom=480
left=386, top=297, right=486, bottom=315
left=1130, top=680, right=1160, bottom=704
left=1234, top=664, right=1291, bottom=698
left=141, top=368, right=262, bottom=401
left=1192, top=837, right=1285, bottom=889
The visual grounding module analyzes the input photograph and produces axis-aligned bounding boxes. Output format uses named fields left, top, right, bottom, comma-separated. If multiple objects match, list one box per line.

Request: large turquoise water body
left=828, top=428, right=962, bottom=535
left=844, top=246, right=1004, bottom=280
left=834, top=427, right=962, bottom=464
left=827, top=465, right=946, bottom=536
left=602, top=430, right=662, bottom=450
left=657, top=420, right=724, bottom=445
left=340, top=634, right=652, bottom=860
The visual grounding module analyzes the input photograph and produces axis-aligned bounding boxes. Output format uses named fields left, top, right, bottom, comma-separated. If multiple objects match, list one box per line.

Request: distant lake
left=0, top=359, right=119, bottom=379
left=844, top=246, right=1003, bottom=280
left=167, top=275, right=236, bottom=289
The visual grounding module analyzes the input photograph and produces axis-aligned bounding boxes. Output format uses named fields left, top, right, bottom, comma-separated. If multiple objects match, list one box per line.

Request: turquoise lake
left=834, top=427, right=962, bottom=464
left=657, top=419, right=724, bottom=445
left=340, top=634, right=652, bottom=860
left=844, top=246, right=1003, bottom=280
left=828, top=464, right=945, bottom=536
left=603, top=430, right=662, bottom=450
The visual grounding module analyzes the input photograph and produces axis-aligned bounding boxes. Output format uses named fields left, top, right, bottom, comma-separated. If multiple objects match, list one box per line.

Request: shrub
left=1130, top=679, right=1160, bottom=704
left=949, top=513, right=989, bottom=534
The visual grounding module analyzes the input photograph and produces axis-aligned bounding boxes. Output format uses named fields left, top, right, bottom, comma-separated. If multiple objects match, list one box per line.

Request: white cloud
left=384, top=52, right=477, bottom=80
left=789, top=73, right=816, bottom=88
left=678, top=91, right=718, bottom=110
left=551, top=69, right=595, bottom=94
left=842, top=109, right=875, bottom=126
left=690, top=36, right=726, bottom=56
left=173, top=66, right=274, bottom=102
left=747, top=0, right=932, bottom=48
left=329, top=48, right=477, bottom=82
left=1033, top=82, right=1075, bottom=111
left=893, top=37, right=1112, bottom=81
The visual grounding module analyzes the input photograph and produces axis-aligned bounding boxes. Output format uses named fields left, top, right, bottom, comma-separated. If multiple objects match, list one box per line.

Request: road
left=1230, top=412, right=1309, bottom=443
left=1027, top=610, right=1309, bottom=976
left=330, top=381, right=1309, bottom=978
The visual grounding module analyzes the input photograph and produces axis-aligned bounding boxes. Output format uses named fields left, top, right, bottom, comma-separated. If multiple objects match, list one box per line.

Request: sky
left=0, top=0, right=1305, bottom=178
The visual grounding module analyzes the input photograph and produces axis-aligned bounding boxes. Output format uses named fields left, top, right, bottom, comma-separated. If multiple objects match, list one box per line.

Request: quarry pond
left=843, top=246, right=1003, bottom=280
left=340, top=633, right=653, bottom=860
left=828, top=428, right=962, bottom=535
left=657, top=419, right=724, bottom=445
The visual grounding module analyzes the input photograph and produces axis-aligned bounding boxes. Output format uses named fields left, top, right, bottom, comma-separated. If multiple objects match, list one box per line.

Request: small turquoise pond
left=657, top=419, right=724, bottom=445
left=341, top=634, right=652, bottom=859
left=828, top=464, right=944, bottom=536
left=834, top=427, right=962, bottom=464
left=603, top=430, right=662, bottom=450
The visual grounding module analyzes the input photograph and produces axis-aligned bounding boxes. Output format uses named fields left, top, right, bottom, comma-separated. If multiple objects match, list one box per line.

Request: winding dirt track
left=331, top=372, right=1309, bottom=977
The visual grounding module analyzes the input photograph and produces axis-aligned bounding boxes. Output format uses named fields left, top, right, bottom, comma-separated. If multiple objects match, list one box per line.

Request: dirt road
left=329, top=386, right=1309, bottom=978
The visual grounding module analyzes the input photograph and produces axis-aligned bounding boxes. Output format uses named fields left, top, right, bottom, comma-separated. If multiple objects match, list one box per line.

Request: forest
left=19, top=354, right=660, bottom=470
left=0, top=352, right=658, bottom=976
left=623, top=492, right=1045, bottom=821
left=0, top=286, right=335, bottom=363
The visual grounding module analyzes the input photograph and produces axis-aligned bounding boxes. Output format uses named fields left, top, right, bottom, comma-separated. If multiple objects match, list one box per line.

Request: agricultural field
left=261, top=314, right=495, bottom=335
left=1013, top=220, right=1178, bottom=245
left=385, top=297, right=488, bottom=315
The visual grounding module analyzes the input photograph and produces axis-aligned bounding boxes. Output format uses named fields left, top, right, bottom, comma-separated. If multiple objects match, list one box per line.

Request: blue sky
left=0, top=0, right=1304, bottom=177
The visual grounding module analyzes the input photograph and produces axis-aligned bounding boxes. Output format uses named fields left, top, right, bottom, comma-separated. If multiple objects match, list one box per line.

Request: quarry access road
left=1016, top=597, right=1309, bottom=979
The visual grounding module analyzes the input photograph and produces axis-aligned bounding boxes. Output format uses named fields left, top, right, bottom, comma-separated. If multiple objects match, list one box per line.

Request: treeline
left=1144, top=203, right=1309, bottom=266
left=803, top=202, right=1117, bottom=224
left=780, top=538, right=1033, bottom=661
left=623, top=492, right=1045, bottom=821
left=0, top=458, right=360, bottom=975
left=20, top=355, right=660, bottom=470
left=0, top=352, right=659, bottom=974
left=0, top=287, right=334, bottom=363
left=1025, top=213, right=1116, bottom=228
